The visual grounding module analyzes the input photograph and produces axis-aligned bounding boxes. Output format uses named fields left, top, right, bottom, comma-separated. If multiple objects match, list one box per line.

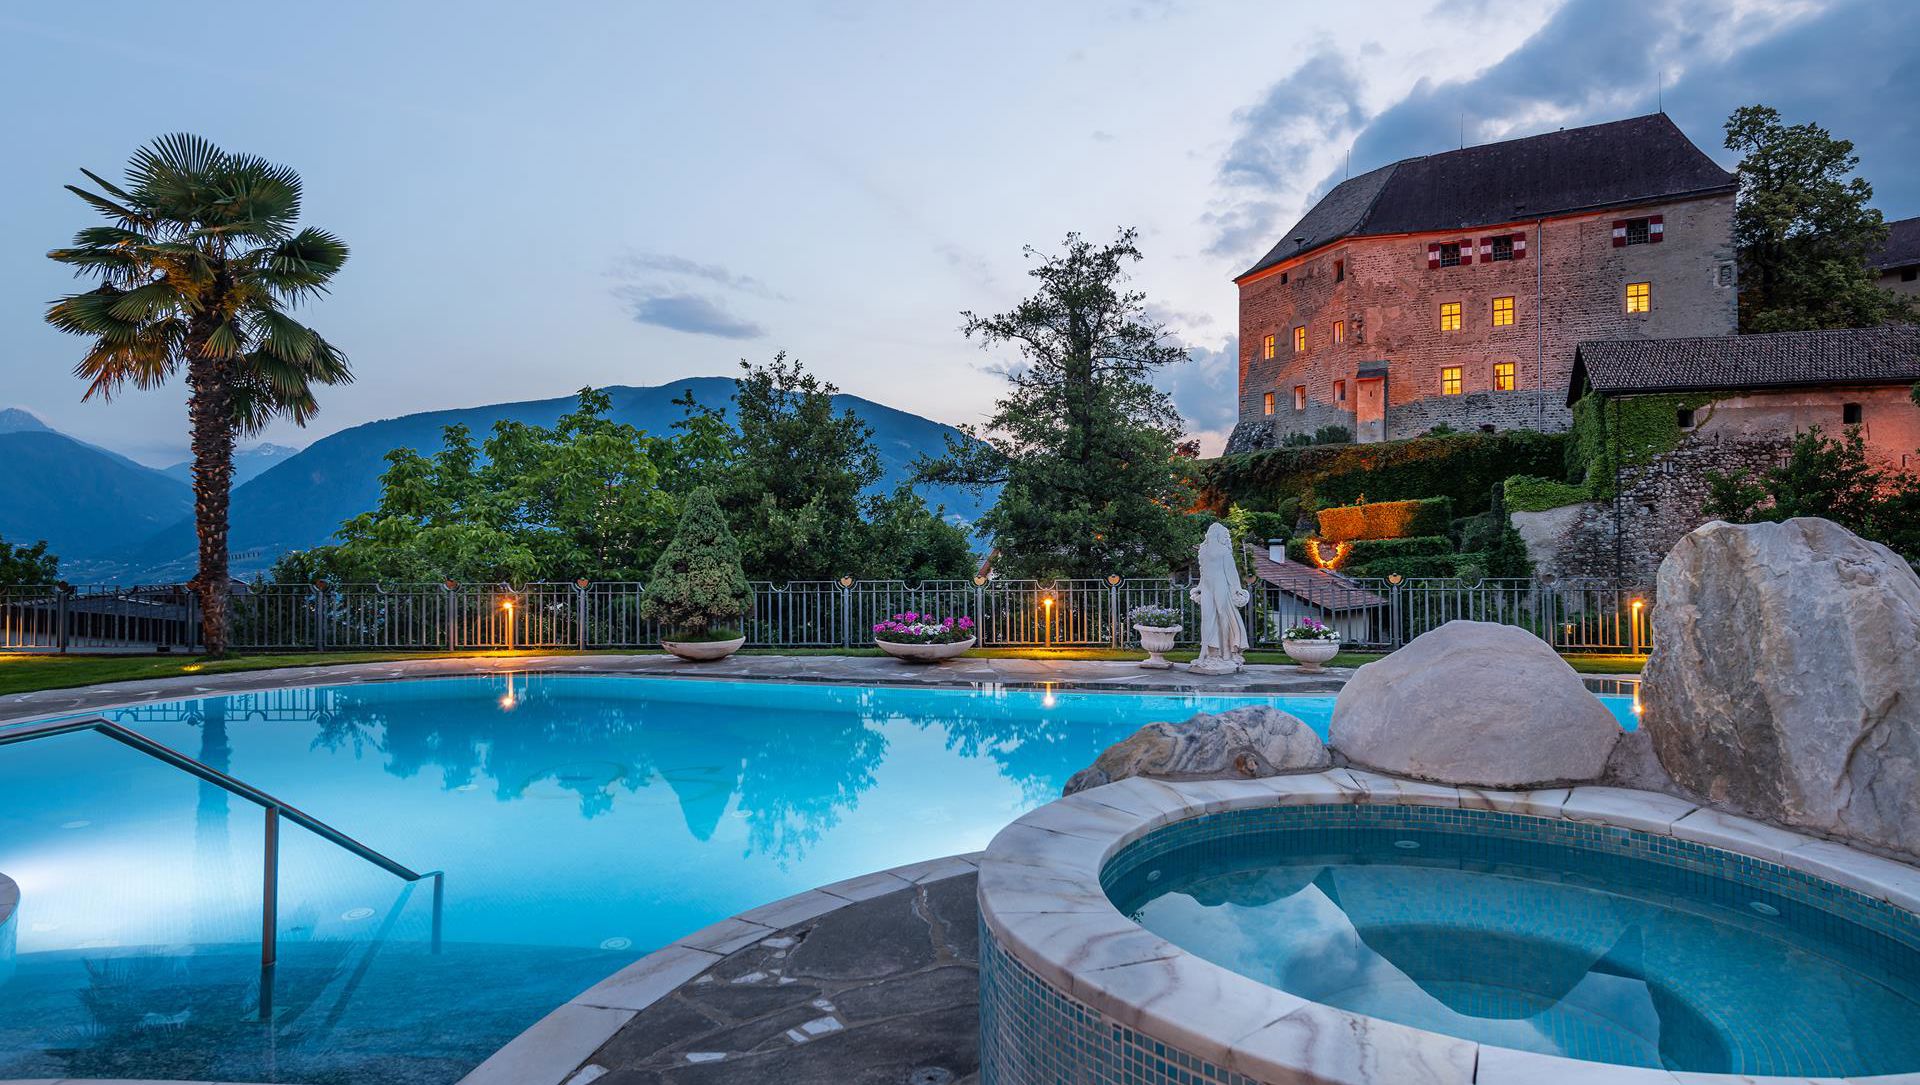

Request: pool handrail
left=0, top=714, right=443, bottom=1015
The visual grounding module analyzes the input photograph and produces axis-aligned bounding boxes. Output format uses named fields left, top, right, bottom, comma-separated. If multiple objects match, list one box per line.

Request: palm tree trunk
left=186, top=351, right=237, bottom=656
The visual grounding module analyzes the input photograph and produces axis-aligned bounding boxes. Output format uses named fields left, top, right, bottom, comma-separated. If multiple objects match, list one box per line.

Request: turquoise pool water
left=0, top=675, right=1637, bottom=1083
left=1106, top=804, right=1920, bottom=1077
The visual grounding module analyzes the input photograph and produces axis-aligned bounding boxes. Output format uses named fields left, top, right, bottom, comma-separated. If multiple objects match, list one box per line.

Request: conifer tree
left=642, top=487, right=750, bottom=637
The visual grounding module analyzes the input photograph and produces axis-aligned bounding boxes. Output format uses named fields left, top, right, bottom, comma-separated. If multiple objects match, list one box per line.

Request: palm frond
left=127, top=133, right=226, bottom=215
left=64, top=183, right=146, bottom=227
left=247, top=306, right=319, bottom=364
left=253, top=227, right=349, bottom=300
left=78, top=168, right=138, bottom=204
left=202, top=320, right=245, bottom=359
left=106, top=280, right=187, bottom=323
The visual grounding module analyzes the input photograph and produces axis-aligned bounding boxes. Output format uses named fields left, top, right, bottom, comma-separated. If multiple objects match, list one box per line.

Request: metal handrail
left=0, top=715, right=443, bottom=1017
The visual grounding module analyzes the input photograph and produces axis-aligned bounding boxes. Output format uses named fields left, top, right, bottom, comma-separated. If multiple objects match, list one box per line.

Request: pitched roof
left=1240, top=114, right=1736, bottom=280
left=1246, top=546, right=1386, bottom=612
left=1569, top=327, right=1920, bottom=405
left=1870, top=216, right=1920, bottom=271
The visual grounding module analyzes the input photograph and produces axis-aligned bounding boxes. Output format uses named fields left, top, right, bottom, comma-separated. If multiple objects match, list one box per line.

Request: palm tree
left=46, top=134, right=351, bottom=655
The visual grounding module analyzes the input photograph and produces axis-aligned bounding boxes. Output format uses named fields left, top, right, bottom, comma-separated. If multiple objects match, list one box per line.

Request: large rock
left=1642, top=518, right=1920, bottom=857
left=1064, top=705, right=1328, bottom=795
left=1330, top=620, right=1621, bottom=788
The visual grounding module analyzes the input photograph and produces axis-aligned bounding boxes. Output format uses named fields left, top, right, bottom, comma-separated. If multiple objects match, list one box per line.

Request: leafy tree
left=1724, top=105, right=1916, bottom=332
left=1704, top=425, right=1919, bottom=561
left=642, top=487, right=750, bottom=637
left=46, top=134, right=350, bottom=655
left=919, top=229, right=1199, bottom=579
left=711, top=355, right=883, bottom=583
left=277, top=390, right=687, bottom=584
left=0, top=536, right=59, bottom=587
left=861, top=484, right=977, bottom=583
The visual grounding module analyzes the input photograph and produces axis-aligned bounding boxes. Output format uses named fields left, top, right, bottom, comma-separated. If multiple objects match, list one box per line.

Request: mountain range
left=2, top=379, right=987, bottom=582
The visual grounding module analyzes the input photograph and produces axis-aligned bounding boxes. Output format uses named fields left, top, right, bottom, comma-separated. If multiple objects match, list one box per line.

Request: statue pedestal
left=1186, top=657, right=1242, bottom=676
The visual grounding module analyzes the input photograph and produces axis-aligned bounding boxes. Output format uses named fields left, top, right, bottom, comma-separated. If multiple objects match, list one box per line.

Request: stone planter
left=661, top=635, right=746, bottom=662
left=1134, top=624, right=1181, bottom=670
left=875, top=636, right=975, bottom=663
left=1281, top=636, right=1340, bottom=671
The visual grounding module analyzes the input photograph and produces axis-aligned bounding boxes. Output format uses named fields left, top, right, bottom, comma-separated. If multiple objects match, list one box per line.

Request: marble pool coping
left=0, top=653, right=1357, bottom=728
left=979, top=770, right=1920, bottom=1085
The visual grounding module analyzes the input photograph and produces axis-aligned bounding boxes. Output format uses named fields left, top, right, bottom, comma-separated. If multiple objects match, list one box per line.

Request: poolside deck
left=0, top=653, right=1349, bottom=724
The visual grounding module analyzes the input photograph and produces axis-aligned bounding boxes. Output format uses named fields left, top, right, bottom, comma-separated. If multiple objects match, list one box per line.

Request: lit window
left=1440, top=367, right=1463, bottom=395
left=1333, top=320, right=1345, bottom=345
left=1440, top=302, right=1462, bottom=332
left=1626, top=282, right=1651, bottom=313
left=1493, top=362, right=1515, bottom=391
left=1334, top=259, right=1345, bottom=283
left=1490, top=235, right=1514, bottom=261
left=1492, top=296, right=1515, bottom=326
left=1438, top=242, right=1463, bottom=268
left=1263, top=392, right=1275, bottom=416
left=1262, top=334, right=1275, bottom=360
left=1294, top=326, right=1307, bottom=353
left=1293, top=385, right=1307, bottom=411
left=1333, top=379, right=1347, bottom=403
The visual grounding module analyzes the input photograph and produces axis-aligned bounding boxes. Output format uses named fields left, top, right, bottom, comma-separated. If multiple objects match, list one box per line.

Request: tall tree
left=920, top=229, right=1199, bottom=579
left=713, top=354, right=883, bottom=583
left=0, top=536, right=59, bottom=587
left=46, top=134, right=350, bottom=655
left=1724, top=105, right=1915, bottom=331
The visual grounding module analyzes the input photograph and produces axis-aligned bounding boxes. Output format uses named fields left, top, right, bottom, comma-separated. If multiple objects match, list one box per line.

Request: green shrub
left=1567, top=394, right=1717, bottom=498
left=642, top=487, right=750, bottom=637
left=1205, top=431, right=1565, bottom=518
left=1312, top=425, right=1353, bottom=445
left=1344, top=554, right=1464, bottom=579
left=1346, top=535, right=1453, bottom=562
left=1243, top=509, right=1293, bottom=542
left=1503, top=475, right=1593, bottom=512
left=1280, top=431, right=1315, bottom=447
left=1316, top=497, right=1453, bottom=542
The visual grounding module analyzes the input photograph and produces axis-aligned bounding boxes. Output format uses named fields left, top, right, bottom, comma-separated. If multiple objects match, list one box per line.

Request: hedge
left=1316, top=497, right=1453, bottom=542
left=1203, top=430, right=1566, bottom=517
left=1567, top=394, right=1717, bottom=498
left=1344, top=551, right=1487, bottom=579
left=1346, top=535, right=1452, bottom=562
left=1503, top=475, right=1593, bottom=513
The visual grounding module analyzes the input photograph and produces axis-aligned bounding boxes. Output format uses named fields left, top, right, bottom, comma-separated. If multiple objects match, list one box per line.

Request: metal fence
left=2, top=575, right=1653, bottom=656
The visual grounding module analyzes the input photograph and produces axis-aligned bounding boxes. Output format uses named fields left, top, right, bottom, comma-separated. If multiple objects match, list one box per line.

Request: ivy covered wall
left=1203, top=430, right=1566, bottom=517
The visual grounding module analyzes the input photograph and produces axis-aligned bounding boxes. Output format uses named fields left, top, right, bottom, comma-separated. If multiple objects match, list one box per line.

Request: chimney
left=1268, top=538, right=1286, bottom=563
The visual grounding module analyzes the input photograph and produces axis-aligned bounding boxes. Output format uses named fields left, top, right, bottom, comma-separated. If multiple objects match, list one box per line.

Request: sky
left=1, top=0, right=1915, bottom=464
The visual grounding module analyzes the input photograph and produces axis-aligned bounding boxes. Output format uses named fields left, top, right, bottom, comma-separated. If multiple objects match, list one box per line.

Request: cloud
left=615, top=289, right=766, bottom=339
left=1156, top=335, right=1239, bottom=436
left=1204, top=47, right=1369, bottom=258
left=612, top=250, right=785, bottom=299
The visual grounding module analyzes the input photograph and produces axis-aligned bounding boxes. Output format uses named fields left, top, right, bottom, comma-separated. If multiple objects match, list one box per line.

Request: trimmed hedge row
left=1503, top=475, right=1593, bottom=513
left=1204, top=430, right=1566, bottom=517
left=1316, top=497, right=1453, bottom=542
left=1347, top=535, right=1452, bottom=562
left=1344, top=550, right=1491, bottom=579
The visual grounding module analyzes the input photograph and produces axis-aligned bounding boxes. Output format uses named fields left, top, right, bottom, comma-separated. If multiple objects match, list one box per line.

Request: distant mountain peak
left=0, top=407, right=51, bottom=434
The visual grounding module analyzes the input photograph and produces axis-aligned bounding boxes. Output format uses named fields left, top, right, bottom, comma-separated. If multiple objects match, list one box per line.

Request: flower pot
left=1134, top=624, right=1181, bottom=670
left=661, top=635, right=746, bottom=662
left=875, top=636, right=975, bottom=663
left=1282, top=637, right=1340, bottom=671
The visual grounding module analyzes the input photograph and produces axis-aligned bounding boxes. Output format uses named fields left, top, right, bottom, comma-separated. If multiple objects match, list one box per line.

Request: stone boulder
left=1064, top=705, right=1328, bottom=795
left=1642, top=518, right=1920, bottom=857
left=1330, top=620, right=1621, bottom=788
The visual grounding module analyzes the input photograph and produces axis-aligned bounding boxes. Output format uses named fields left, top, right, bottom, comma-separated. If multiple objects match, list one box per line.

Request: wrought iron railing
left=0, top=574, right=1654, bottom=656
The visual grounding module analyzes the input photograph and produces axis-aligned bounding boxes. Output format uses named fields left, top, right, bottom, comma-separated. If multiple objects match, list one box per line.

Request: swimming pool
left=0, top=673, right=1509, bottom=1084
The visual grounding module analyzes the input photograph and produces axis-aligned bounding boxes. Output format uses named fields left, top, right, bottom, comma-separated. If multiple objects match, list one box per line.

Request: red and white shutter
left=1649, top=214, right=1664, bottom=243
left=1427, top=242, right=1441, bottom=269
left=1612, top=220, right=1628, bottom=247
left=1479, top=237, right=1494, bottom=263
left=1512, top=231, right=1528, bottom=258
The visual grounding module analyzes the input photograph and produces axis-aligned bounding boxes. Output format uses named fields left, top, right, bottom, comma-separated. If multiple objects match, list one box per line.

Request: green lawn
left=0, top=646, right=1643, bottom=698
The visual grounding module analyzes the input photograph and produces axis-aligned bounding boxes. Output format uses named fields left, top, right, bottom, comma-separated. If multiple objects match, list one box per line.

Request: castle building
left=1228, top=115, right=1741, bottom=453
left=1871, top=216, right=1920, bottom=298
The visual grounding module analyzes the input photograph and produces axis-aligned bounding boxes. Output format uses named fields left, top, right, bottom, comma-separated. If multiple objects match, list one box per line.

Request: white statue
left=1188, top=522, right=1249, bottom=675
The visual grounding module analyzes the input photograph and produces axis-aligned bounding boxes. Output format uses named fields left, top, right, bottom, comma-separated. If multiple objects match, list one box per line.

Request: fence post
left=1107, top=576, right=1121, bottom=648
left=576, top=581, right=589, bottom=652
left=839, top=578, right=852, bottom=649
left=56, top=586, right=69, bottom=654
left=1389, top=577, right=1404, bottom=648
left=973, top=578, right=987, bottom=647
left=313, top=583, right=328, bottom=653
left=444, top=583, right=457, bottom=653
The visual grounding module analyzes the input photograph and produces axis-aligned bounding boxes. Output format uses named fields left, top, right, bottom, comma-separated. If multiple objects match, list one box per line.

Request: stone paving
left=570, top=870, right=983, bottom=1085
left=0, top=652, right=1350, bottom=724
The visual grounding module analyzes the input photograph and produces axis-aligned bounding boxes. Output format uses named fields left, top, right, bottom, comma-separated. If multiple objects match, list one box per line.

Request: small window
left=1626, top=282, right=1651, bottom=313
left=1492, top=296, right=1515, bottom=327
left=1493, top=362, right=1515, bottom=392
left=1903, top=267, right=1918, bottom=283
left=1262, top=334, right=1275, bottom=360
left=1333, top=320, right=1346, bottom=345
left=1719, top=263, right=1736, bottom=287
left=1293, top=385, right=1307, bottom=411
left=1843, top=402, right=1863, bottom=425
left=1624, top=218, right=1651, bottom=245
left=1333, top=379, right=1347, bottom=403
left=1294, top=326, right=1307, bottom=353
left=1490, top=235, right=1514, bottom=261
left=1263, top=392, right=1275, bottom=416
left=1438, top=242, right=1463, bottom=268
left=1440, top=367, right=1463, bottom=396
left=1440, top=302, right=1462, bottom=332
left=1676, top=407, right=1695, bottom=428
left=1334, top=259, right=1345, bottom=283
left=1280, top=271, right=1289, bottom=285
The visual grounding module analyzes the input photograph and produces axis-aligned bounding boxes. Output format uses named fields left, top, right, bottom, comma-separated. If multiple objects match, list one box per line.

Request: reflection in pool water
left=0, top=674, right=1359, bottom=1084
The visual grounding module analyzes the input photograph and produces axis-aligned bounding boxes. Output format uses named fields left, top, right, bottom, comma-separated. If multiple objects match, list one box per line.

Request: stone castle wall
left=1229, top=195, right=1738, bottom=453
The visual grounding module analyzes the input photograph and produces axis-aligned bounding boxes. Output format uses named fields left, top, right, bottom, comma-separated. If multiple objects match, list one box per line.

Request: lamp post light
left=1042, top=591, right=1056, bottom=649
left=501, top=597, right=515, bottom=652
left=1629, top=597, right=1645, bottom=657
